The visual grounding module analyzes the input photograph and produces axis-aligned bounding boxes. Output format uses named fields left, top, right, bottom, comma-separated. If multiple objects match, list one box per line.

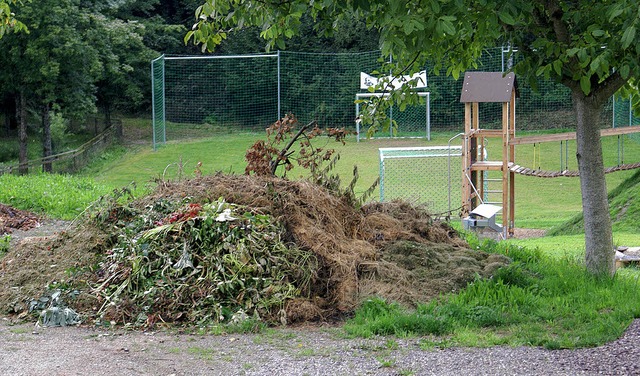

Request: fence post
left=277, top=50, right=281, bottom=121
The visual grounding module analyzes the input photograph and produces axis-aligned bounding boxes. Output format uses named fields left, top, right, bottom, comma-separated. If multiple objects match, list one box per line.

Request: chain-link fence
left=379, top=146, right=462, bottom=215
left=152, top=51, right=433, bottom=148
left=152, top=48, right=636, bottom=149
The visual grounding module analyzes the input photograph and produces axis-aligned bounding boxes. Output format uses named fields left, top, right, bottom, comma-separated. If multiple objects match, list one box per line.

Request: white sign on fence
left=360, top=71, right=427, bottom=90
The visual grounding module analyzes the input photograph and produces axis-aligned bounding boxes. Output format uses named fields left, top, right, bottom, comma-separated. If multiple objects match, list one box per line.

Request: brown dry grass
left=0, top=174, right=510, bottom=324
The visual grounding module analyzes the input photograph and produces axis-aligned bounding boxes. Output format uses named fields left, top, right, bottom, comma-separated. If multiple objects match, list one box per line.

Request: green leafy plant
left=0, top=234, right=9, bottom=256
left=29, top=289, right=81, bottom=327
left=90, top=197, right=318, bottom=328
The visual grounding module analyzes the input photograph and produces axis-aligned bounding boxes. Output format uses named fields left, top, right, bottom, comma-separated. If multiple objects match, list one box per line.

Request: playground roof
left=460, top=72, right=517, bottom=103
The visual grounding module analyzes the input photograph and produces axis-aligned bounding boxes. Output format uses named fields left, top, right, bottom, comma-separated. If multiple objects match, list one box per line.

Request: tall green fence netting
left=151, top=48, right=633, bottom=149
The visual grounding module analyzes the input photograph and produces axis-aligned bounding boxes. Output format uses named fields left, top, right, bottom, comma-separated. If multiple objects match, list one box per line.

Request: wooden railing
left=0, top=120, right=122, bottom=175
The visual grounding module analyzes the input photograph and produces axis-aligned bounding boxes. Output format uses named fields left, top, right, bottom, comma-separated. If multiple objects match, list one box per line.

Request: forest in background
left=0, top=0, right=379, bottom=172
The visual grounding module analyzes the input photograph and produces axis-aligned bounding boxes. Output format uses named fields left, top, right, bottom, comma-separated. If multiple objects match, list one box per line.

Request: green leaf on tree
left=580, top=76, right=591, bottom=95
left=498, top=11, right=516, bottom=25
left=621, top=26, right=636, bottom=49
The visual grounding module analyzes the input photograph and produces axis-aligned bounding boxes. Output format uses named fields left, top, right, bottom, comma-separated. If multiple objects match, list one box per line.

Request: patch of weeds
left=226, top=315, right=267, bottom=334
left=242, top=363, right=254, bottom=370
left=376, top=356, right=396, bottom=368
left=0, top=234, right=10, bottom=256
left=345, top=297, right=452, bottom=338
left=9, top=327, right=30, bottom=335
left=384, top=339, right=399, bottom=350
left=296, top=348, right=316, bottom=357
left=187, top=346, right=216, bottom=360
left=398, top=369, right=416, bottom=376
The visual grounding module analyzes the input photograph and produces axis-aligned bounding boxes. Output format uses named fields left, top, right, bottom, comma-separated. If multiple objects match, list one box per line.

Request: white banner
left=360, top=70, right=427, bottom=90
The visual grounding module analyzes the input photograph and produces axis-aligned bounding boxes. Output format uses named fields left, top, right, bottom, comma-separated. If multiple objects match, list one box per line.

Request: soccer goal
left=379, top=145, right=462, bottom=215
left=355, top=92, right=431, bottom=141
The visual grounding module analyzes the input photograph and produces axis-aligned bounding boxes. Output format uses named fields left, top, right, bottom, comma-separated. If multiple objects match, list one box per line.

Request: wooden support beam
left=510, top=126, right=640, bottom=145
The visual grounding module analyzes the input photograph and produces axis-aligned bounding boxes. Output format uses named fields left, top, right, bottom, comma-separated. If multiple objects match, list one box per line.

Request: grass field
left=2, top=117, right=640, bottom=232
left=90, top=120, right=640, bottom=231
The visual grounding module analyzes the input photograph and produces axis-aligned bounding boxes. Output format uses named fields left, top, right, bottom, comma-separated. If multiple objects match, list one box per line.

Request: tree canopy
left=188, top=0, right=640, bottom=277
left=0, top=0, right=27, bottom=38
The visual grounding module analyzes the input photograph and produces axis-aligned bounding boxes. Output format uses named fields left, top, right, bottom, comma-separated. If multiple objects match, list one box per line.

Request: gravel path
left=0, top=319, right=638, bottom=376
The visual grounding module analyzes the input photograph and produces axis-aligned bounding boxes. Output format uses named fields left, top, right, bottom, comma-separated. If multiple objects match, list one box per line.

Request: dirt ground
left=1, top=316, right=639, bottom=376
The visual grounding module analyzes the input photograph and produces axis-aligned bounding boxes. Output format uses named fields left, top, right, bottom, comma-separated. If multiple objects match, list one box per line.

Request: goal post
left=379, top=145, right=462, bottom=215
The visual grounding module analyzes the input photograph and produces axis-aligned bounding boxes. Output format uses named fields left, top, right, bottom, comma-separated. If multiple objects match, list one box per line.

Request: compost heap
left=0, top=203, right=40, bottom=235
left=0, top=174, right=509, bottom=327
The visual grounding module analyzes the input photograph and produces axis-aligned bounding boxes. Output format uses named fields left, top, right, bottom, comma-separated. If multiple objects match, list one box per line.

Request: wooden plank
left=510, top=131, right=577, bottom=145
left=471, top=161, right=504, bottom=171
left=472, top=129, right=503, bottom=138
left=510, top=126, right=640, bottom=145
left=600, top=127, right=640, bottom=137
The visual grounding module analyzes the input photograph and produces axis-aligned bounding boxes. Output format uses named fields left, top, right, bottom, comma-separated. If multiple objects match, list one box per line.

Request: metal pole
left=612, top=94, right=616, bottom=128
left=151, top=57, right=156, bottom=150
left=389, top=54, right=393, bottom=137
left=630, top=94, right=634, bottom=127
left=448, top=133, right=464, bottom=214
left=565, top=140, right=569, bottom=170
left=161, top=56, right=166, bottom=144
left=277, top=50, right=281, bottom=121
left=355, top=98, right=361, bottom=142
left=426, top=92, right=431, bottom=141
left=379, top=149, right=385, bottom=201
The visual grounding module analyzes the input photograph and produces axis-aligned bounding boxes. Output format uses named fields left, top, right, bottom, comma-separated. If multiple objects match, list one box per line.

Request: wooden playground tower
left=460, top=72, right=516, bottom=238
left=459, top=72, right=640, bottom=238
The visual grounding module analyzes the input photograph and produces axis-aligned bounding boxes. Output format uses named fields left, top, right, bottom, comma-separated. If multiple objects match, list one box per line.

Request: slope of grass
left=345, top=238, right=640, bottom=349
left=0, top=173, right=112, bottom=219
left=548, top=169, right=640, bottom=235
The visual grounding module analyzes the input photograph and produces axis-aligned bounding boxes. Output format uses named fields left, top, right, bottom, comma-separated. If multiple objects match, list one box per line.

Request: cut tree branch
left=269, top=120, right=317, bottom=175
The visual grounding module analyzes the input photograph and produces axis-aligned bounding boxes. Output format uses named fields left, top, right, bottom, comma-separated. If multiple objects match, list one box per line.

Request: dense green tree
left=0, top=0, right=166, bottom=172
left=89, top=15, right=157, bottom=124
left=108, top=0, right=199, bottom=54
left=187, top=0, right=640, bottom=277
left=0, top=0, right=26, bottom=38
left=0, top=0, right=103, bottom=172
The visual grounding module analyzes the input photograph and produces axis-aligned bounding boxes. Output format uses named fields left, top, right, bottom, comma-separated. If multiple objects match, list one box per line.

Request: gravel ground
left=0, top=319, right=638, bottom=376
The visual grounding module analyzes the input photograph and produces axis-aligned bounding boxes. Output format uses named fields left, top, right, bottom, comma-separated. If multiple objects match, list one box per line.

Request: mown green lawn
left=92, top=125, right=640, bottom=230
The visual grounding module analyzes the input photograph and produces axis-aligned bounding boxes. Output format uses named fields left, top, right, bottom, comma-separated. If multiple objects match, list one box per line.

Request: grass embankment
left=345, top=238, right=640, bottom=349
left=548, top=169, right=640, bottom=235
left=0, top=173, right=112, bottom=220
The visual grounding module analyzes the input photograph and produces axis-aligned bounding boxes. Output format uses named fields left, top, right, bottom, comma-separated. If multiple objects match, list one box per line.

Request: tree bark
left=573, top=92, right=615, bottom=277
left=41, top=103, right=53, bottom=173
left=17, top=91, right=28, bottom=175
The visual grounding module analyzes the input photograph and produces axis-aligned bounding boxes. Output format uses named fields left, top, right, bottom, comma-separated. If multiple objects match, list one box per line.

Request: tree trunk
left=17, top=91, right=28, bottom=175
left=104, top=104, right=112, bottom=129
left=573, top=92, right=615, bottom=277
left=42, top=104, right=53, bottom=173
